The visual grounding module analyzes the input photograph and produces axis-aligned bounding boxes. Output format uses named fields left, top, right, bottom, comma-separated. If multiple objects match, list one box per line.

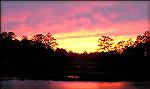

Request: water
left=1, top=80, right=150, bottom=89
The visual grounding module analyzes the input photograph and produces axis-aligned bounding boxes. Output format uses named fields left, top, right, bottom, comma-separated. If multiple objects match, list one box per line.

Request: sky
left=1, top=1, right=150, bottom=53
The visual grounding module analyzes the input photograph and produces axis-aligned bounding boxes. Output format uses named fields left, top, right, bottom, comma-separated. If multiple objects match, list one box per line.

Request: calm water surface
left=1, top=80, right=150, bottom=89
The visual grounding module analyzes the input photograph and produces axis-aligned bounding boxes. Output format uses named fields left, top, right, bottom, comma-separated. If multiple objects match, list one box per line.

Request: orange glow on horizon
left=54, top=30, right=137, bottom=53
left=14, top=30, right=137, bottom=53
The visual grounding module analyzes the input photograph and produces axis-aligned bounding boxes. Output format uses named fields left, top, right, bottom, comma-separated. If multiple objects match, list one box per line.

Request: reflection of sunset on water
left=48, top=81, right=129, bottom=89
left=3, top=80, right=150, bottom=89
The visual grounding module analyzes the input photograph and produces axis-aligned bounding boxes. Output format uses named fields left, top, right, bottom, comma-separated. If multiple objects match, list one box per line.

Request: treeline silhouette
left=1, top=30, right=150, bottom=81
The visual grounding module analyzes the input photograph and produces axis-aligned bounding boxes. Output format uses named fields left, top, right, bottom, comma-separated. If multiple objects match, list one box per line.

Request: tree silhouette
left=32, top=33, right=58, bottom=49
left=143, top=30, right=150, bottom=42
left=0, top=31, right=16, bottom=40
left=0, top=31, right=7, bottom=38
left=114, top=41, right=126, bottom=53
left=126, top=39, right=134, bottom=47
left=32, top=34, right=44, bottom=43
left=21, top=36, right=29, bottom=41
left=1, top=30, right=150, bottom=81
left=21, top=36, right=32, bottom=49
left=97, top=36, right=113, bottom=52
left=113, top=39, right=135, bottom=54
left=43, top=33, right=58, bottom=49
left=135, top=30, right=150, bottom=44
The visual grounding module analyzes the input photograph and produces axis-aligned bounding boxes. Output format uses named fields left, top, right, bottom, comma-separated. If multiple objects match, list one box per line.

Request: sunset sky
left=1, top=1, right=149, bottom=53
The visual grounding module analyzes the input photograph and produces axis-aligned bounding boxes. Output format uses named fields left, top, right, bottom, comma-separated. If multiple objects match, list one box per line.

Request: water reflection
left=1, top=80, right=150, bottom=89
left=54, top=81, right=127, bottom=89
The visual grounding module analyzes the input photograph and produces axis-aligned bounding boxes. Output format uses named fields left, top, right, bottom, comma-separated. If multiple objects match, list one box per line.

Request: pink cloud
left=65, top=2, right=115, bottom=17
left=108, top=13, right=120, bottom=20
left=91, top=12, right=111, bottom=24
left=102, top=20, right=148, bottom=36
left=78, top=17, right=91, bottom=25
left=2, top=1, right=148, bottom=39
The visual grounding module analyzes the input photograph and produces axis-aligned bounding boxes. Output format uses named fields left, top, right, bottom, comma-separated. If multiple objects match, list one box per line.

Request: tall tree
left=135, top=30, right=150, bottom=44
left=115, top=39, right=134, bottom=53
left=32, top=34, right=44, bottom=43
left=115, top=41, right=126, bottom=53
left=97, top=36, right=113, bottom=52
left=32, top=33, right=58, bottom=49
left=43, top=33, right=58, bottom=49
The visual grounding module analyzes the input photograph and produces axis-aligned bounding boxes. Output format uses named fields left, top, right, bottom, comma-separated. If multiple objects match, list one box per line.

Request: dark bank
left=1, top=31, right=150, bottom=81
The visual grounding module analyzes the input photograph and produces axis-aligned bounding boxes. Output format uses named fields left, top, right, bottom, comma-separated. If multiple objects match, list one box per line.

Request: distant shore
left=2, top=71, right=150, bottom=82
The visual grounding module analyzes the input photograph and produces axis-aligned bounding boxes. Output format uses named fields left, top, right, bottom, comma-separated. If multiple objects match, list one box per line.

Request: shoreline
left=2, top=71, right=150, bottom=82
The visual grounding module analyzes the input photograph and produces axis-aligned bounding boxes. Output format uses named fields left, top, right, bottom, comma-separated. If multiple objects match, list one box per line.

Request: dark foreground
left=2, top=71, right=150, bottom=82
left=1, top=31, right=150, bottom=82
